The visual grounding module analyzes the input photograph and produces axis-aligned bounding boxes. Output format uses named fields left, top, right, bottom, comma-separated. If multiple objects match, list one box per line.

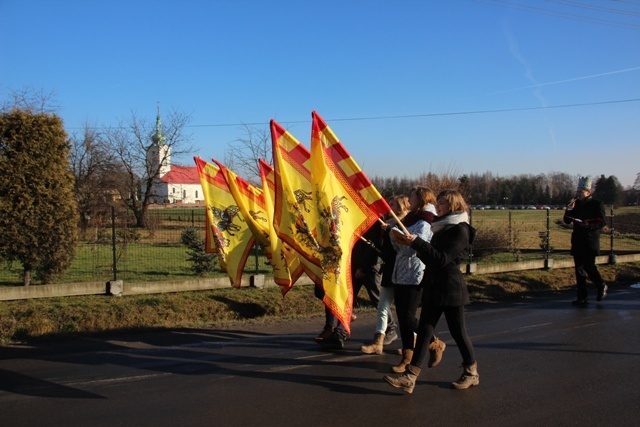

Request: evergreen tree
left=181, top=227, right=217, bottom=276
left=593, top=175, right=624, bottom=206
left=0, top=109, right=78, bottom=285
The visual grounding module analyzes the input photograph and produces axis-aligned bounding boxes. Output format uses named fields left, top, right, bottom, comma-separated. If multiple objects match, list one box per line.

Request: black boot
left=319, top=330, right=346, bottom=350
left=597, top=283, right=608, bottom=301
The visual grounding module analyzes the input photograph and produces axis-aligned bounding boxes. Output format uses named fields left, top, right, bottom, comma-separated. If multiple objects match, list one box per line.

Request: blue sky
left=2, top=0, right=639, bottom=187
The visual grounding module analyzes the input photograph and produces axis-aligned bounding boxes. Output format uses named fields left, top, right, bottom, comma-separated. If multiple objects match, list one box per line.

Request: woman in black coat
left=384, top=189, right=479, bottom=393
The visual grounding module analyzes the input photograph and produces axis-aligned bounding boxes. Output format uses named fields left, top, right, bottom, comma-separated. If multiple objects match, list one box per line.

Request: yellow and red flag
left=310, top=111, right=391, bottom=333
left=195, top=156, right=256, bottom=287
left=213, top=159, right=271, bottom=260
left=270, top=120, right=321, bottom=265
left=258, top=159, right=305, bottom=294
left=270, top=120, right=324, bottom=287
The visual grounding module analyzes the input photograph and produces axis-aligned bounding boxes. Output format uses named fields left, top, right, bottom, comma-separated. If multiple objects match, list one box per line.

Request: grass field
left=469, top=207, right=640, bottom=260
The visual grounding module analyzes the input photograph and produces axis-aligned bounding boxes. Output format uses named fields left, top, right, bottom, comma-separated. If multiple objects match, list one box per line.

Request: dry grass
left=1, top=262, right=639, bottom=345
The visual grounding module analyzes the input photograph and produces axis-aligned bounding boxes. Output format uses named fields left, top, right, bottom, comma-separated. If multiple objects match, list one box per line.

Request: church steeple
left=147, top=103, right=171, bottom=177
left=151, top=103, right=166, bottom=147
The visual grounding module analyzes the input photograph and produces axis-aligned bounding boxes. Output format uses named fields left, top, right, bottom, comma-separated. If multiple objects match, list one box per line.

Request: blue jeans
left=375, top=286, right=397, bottom=334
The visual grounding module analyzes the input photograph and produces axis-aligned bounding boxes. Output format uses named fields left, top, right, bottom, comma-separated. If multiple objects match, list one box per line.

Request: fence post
left=111, top=205, right=117, bottom=281
left=249, top=242, right=265, bottom=288
left=254, top=243, right=259, bottom=274
left=105, top=206, right=124, bottom=296
left=508, top=210, right=513, bottom=247
left=544, top=208, right=551, bottom=269
left=609, top=205, right=617, bottom=264
left=467, top=208, right=474, bottom=274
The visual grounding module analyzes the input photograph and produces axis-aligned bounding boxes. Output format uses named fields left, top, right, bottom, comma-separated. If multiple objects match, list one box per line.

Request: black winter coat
left=563, top=197, right=605, bottom=256
left=411, top=222, right=476, bottom=307
left=379, top=228, right=397, bottom=288
left=351, top=221, right=383, bottom=274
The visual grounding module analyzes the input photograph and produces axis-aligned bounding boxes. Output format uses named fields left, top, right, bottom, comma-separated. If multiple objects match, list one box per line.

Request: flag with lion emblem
left=309, top=111, right=391, bottom=333
left=195, top=156, right=255, bottom=287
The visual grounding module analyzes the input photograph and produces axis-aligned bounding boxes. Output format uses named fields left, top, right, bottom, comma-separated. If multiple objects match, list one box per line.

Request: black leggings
left=412, top=305, right=475, bottom=368
left=393, top=285, right=422, bottom=350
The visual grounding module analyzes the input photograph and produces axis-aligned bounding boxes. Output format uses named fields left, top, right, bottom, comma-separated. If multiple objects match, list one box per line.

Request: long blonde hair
left=392, top=195, right=410, bottom=215
left=436, top=189, right=468, bottom=215
left=386, top=194, right=410, bottom=224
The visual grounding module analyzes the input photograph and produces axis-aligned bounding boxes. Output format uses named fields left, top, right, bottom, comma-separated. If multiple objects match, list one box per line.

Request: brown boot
left=361, top=332, right=385, bottom=355
left=384, top=365, right=421, bottom=394
left=428, top=337, right=446, bottom=368
left=391, top=349, right=414, bottom=373
left=315, top=326, right=333, bottom=343
left=396, top=332, right=417, bottom=355
left=451, top=362, right=479, bottom=390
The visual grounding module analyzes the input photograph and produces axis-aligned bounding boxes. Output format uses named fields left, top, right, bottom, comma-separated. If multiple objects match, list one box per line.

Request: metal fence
left=468, top=207, right=640, bottom=264
left=1, top=206, right=639, bottom=286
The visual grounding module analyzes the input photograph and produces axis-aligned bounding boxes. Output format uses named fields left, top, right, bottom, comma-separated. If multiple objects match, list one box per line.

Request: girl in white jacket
left=388, top=187, right=443, bottom=373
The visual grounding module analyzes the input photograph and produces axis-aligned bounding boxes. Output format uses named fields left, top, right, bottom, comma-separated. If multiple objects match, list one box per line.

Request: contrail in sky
left=505, top=24, right=557, bottom=156
left=494, top=66, right=640, bottom=94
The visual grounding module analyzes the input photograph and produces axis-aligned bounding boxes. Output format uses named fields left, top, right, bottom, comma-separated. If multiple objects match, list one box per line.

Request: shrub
left=472, top=224, right=512, bottom=259
left=181, top=227, right=217, bottom=276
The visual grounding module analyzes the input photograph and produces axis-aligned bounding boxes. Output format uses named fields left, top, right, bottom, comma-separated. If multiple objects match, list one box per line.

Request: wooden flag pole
left=383, top=211, right=409, bottom=234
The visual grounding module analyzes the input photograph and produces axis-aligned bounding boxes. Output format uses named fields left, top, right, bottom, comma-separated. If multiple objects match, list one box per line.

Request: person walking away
left=384, top=189, right=478, bottom=393
left=563, top=176, right=607, bottom=305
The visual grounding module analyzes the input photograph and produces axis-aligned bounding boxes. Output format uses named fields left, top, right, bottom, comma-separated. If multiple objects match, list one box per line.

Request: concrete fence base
left=2, top=253, right=639, bottom=301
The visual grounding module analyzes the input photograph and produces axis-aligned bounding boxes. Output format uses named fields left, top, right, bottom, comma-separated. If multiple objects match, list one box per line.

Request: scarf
left=430, top=211, right=469, bottom=234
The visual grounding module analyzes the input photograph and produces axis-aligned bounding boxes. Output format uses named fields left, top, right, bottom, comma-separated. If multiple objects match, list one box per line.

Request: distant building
left=144, top=109, right=204, bottom=205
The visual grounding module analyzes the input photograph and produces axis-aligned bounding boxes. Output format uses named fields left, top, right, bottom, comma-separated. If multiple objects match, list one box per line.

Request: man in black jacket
left=563, top=176, right=608, bottom=305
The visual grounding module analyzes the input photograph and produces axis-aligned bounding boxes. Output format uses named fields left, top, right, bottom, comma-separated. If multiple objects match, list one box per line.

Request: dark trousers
left=352, top=271, right=381, bottom=307
left=573, top=253, right=604, bottom=300
left=393, top=285, right=422, bottom=350
left=315, top=285, right=348, bottom=338
left=412, top=305, right=475, bottom=369
left=323, top=307, right=348, bottom=338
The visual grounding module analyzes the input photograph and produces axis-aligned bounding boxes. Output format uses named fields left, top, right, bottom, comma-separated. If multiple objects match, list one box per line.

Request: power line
left=64, top=98, right=640, bottom=131
left=471, top=0, right=640, bottom=30
left=185, top=98, right=640, bottom=129
left=547, top=0, right=640, bottom=17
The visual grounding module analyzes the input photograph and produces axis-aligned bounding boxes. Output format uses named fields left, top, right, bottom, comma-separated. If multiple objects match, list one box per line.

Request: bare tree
left=1, top=86, right=60, bottom=114
left=69, top=122, right=122, bottom=231
left=548, top=172, right=576, bottom=204
left=104, top=108, right=193, bottom=227
left=417, top=166, right=461, bottom=194
left=224, top=124, right=271, bottom=184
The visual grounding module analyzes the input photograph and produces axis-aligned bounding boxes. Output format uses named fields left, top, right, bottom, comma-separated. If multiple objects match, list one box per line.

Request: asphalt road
left=1, top=286, right=639, bottom=427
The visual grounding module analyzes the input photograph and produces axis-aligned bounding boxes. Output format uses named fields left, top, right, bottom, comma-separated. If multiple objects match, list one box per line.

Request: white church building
left=145, top=111, right=204, bottom=205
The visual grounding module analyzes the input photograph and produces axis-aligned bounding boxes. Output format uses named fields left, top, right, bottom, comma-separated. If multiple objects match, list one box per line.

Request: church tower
left=146, top=105, right=171, bottom=177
